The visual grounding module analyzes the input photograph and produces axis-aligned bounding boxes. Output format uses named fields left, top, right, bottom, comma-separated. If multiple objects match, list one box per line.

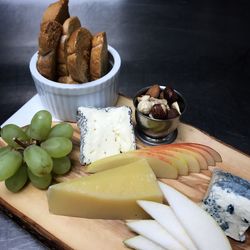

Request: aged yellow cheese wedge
left=47, top=159, right=163, bottom=219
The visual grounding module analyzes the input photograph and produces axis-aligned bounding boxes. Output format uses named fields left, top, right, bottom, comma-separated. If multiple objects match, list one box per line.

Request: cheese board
left=0, top=94, right=250, bottom=250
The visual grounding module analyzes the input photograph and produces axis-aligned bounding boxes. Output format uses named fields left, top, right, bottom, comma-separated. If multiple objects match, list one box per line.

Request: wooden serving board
left=0, top=95, right=250, bottom=250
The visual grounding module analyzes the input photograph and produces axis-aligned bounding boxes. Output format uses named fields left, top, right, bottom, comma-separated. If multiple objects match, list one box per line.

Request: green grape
left=41, top=137, right=72, bottom=158
left=0, top=150, right=22, bottom=181
left=48, top=123, right=74, bottom=139
left=24, top=145, right=53, bottom=177
left=0, top=146, right=11, bottom=157
left=27, top=169, right=52, bottom=189
left=23, top=125, right=31, bottom=139
left=1, top=124, right=29, bottom=148
left=52, top=156, right=71, bottom=175
left=30, top=110, right=52, bottom=141
left=5, top=164, right=28, bottom=192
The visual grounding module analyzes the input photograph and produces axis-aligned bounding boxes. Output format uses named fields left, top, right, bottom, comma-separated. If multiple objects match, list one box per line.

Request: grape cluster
left=0, top=110, right=74, bottom=192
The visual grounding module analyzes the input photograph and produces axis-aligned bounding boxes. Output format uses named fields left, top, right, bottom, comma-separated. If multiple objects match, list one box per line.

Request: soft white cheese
left=77, top=106, right=136, bottom=164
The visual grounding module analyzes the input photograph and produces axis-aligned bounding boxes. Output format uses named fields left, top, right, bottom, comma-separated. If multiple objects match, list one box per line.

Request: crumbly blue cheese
left=77, top=106, right=136, bottom=165
left=202, top=169, right=250, bottom=242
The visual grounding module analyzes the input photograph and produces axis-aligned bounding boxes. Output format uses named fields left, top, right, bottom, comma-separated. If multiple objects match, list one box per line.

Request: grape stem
left=13, top=138, right=29, bottom=148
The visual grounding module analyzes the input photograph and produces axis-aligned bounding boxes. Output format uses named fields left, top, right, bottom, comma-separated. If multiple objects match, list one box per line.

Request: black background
left=0, top=0, right=250, bottom=248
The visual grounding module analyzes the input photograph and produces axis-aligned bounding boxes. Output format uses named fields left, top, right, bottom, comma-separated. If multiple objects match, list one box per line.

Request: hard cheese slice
left=77, top=106, right=136, bottom=164
left=47, top=159, right=163, bottom=219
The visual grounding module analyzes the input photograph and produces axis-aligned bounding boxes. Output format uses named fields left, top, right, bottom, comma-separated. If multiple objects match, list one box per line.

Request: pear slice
left=137, top=200, right=197, bottom=250
left=123, top=235, right=166, bottom=250
left=126, top=220, right=186, bottom=250
left=158, top=182, right=232, bottom=250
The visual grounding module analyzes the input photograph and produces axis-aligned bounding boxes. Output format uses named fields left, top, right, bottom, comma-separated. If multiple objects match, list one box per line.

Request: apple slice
left=179, top=144, right=216, bottom=166
left=185, top=143, right=222, bottom=162
left=144, top=149, right=200, bottom=173
left=162, top=147, right=208, bottom=170
left=141, top=157, right=178, bottom=179
left=172, top=143, right=222, bottom=162
left=165, top=150, right=200, bottom=173
left=137, top=200, right=197, bottom=250
left=124, top=235, right=166, bottom=250
left=144, top=143, right=222, bottom=164
left=126, top=220, right=186, bottom=250
left=86, top=152, right=178, bottom=179
left=158, top=182, right=232, bottom=250
left=143, top=146, right=204, bottom=171
left=156, top=152, right=189, bottom=176
left=136, top=150, right=189, bottom=176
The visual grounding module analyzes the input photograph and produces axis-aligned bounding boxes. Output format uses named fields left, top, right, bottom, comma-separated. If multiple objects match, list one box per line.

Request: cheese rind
left=202, top=169, right=250, bottom=242
left=47, top=159, right=163, bottom=219
left=77, top=106, right=136, bottom=164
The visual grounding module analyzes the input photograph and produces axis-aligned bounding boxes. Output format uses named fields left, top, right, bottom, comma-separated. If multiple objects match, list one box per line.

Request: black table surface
left=0, top=0, right=250, bottom=249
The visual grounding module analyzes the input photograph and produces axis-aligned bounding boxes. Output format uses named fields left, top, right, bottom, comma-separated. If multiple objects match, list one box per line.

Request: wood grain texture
left=0, top=95, right=250, bottom=250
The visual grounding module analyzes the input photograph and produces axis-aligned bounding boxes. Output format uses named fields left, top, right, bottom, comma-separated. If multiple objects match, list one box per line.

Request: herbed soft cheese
left=77, top=106, right=136, bottom=165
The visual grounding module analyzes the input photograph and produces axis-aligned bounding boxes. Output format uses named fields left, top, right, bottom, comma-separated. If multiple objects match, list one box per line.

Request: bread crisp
left=56, top=17, right=81, bottom=78
left=62, top=16, right=81, bottom=35
left=57, top=63, right=68, bottom=76
left=57, top=35, right=67, bottom=64
left=67, top=54, right=89, bottom=83
left=37, top=1, right=109, bottom=83
left=38, top=0, right=69, bottom=81
left=42, top=0, right=69, bottom=25
left=58, top=75, right=77, bottom=84
left=38, top=21, right=62, bottom=56
left=90, top=32, right=108, bottom=81
left=37, top=51, right=56, bottom=80
left=66, top=27, right=92, bottom=56
left=66, top=27, right=92, bottom=83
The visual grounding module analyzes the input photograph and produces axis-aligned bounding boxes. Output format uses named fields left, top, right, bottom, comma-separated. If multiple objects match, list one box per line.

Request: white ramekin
left=29, top=46, right=121, bottom=122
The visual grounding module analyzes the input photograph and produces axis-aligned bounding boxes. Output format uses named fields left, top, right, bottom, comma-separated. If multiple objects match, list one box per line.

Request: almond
left=146, top=84, right=160, bottom=98
left=171, top=101, right=181, bottom=115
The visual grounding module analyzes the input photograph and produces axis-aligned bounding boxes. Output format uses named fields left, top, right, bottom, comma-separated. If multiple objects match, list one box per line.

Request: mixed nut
left=137, top=84, right=181, bottom=120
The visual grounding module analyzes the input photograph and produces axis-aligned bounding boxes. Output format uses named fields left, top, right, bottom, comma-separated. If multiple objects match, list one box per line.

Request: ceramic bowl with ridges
left=29, top=46, right=121, bottom=122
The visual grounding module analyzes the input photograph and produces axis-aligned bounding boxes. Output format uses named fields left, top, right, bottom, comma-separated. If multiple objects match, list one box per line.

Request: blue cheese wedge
left=77, top=106, right=136, bottom=165
left=202, top=169, right=250, bottom=242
